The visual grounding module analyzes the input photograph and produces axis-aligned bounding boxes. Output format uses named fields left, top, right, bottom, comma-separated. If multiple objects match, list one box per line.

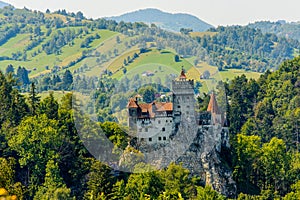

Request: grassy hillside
left=0, top=28, right=117, bottom=77
left=0, top=7, right=266, bottom=94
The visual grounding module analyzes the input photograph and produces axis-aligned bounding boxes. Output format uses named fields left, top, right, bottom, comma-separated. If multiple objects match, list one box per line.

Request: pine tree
left=28, top=82, right=40, bottom=115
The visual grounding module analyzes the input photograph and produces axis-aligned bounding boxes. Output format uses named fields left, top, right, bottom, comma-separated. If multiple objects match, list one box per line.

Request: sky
left=3, top=0, right=300, bottom=26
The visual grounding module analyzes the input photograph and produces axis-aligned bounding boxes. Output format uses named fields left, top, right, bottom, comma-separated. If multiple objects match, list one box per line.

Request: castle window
left=163, top=136, right=166, bottom=140
left=158, top=137, right=162, bottom=141
left=141, top=138, right=144, bottom=142
left=145, top=128, right=148, bottom=132
left=149, top=138, right=152, bottom=142
left=187, top=105, right=190, bottom=109
left=178, top=105, right=181, bottom=108
left=162, top=127, right=165, bottom=132
left=170, top=120, right=172, bottom=122
left=166, top=120, right=168, bottom=123
left=158, top=120, right=161, bottom=124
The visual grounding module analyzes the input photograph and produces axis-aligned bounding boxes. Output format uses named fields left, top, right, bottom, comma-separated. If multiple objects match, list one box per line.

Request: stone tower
left=172, top=68, right=195, bottom=128
left=127, top=97, right=139, bottom=130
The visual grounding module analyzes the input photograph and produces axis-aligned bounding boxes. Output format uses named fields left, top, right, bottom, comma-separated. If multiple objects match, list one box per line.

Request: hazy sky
left=4, top=0, right=300, bottom=26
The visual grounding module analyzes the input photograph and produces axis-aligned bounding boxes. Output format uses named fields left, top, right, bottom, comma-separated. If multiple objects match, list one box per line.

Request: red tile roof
left=179, top=68, right=187, bottom=79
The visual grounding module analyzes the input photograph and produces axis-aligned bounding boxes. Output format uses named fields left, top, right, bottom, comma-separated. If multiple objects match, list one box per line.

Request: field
left=0, top=28, right=118, bottom=77
left=111, top=49, right=193, bottom=80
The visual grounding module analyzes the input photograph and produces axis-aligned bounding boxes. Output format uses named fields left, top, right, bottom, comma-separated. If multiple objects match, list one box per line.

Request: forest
left=0, top=56, right=299, bottom=199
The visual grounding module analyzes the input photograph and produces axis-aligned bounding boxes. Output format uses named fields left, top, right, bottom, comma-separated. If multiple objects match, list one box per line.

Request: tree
left=0, top=157, right=15, bottom=189
left=259, top=137, right=290, bottom=193
left=202, top=70, right=211, bottom=79
left=125, top=167, right=164, bottom=199
left=196, top=186, right=225, bottom=200
left=75, top=11, right=84, bottom=20
left=109, top=180, right=126, bottom=200
left=138, top=86, right=157, bottom=103
left=160, top=163, right=194, bottom=199
left=7, top=114, right=64, bottom=196
left=16, top=66, right=30, bottom=85
left=62, top=70, right=73, bottom=90
left=5, top=64, right=14, bottom=75
left=174, top=55, right=180, bottom=62
left=84, top=160, right=115, bottom=199
left=116, top=36, right=121, bottom=43
left=180, top=28, right=193, bottom=35
left=39, top=92, right=59, bottom=119
left=234, top=134, right=261, bottom=193
left=28, top=82, right=40, bottom=115
left=34, top=159, right=72, bottom=200
left=34, top=26, right=41, bottom=36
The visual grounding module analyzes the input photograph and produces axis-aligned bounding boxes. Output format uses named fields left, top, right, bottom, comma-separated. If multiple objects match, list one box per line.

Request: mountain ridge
left=108, top=8, right=214, bottom=32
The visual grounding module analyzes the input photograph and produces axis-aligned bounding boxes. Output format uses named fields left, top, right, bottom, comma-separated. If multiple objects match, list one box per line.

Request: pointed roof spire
left=179, top=66, right=187, bottom=80
left=207, top=92, right=220, bottom=114
left=127, top=98, right=139, bottom=108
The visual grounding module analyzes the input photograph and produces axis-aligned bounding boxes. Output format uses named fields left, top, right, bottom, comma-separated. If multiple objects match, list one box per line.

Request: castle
left=126, top=69, right=235, bottom=196
left=127, top=68, right=226, bottom=146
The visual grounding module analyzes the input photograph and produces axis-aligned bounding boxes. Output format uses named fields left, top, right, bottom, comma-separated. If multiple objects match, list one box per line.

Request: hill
left=0, top=6, right=299, bottom=95
left=108, top=8, right=213, bottom=32
left=0, top=1, right=9, bottom=8
left=248, top=20, right=300, bottom=41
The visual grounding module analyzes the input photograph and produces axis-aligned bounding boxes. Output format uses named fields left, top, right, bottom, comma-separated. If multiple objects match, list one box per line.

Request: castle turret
left=207, top=93, right=223, bottom=125
left=127, top=97, right=139, bottom=129
left=172, top=67, right=195, bottom=127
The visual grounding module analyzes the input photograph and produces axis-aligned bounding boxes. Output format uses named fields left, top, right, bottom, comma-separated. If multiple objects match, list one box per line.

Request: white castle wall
left=136, top=114, right=173, bottom=144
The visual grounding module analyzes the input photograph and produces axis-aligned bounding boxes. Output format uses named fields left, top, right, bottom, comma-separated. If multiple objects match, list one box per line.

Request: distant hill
left=108, top=8, right=213, bottom=32
left=0, top=1, right=10, bottom=9
left=248, top=20, right=300, bottom=41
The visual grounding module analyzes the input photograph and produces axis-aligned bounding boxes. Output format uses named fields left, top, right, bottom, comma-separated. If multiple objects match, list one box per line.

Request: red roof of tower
left=207, top=93, right=221, bottom=114
left=179, top=68, right=187, bottom=79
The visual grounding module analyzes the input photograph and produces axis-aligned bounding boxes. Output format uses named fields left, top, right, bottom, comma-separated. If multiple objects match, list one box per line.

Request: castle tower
left=127, top=97, right=139, bottom=129
left=207, top=93, right=223, bottom=125
left=172, top=67, right=195, bottom=127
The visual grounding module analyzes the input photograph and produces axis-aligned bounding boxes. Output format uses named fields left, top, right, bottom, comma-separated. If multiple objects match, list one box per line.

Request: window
left=186, top=111, right=189, bottom=115
left=163, top=136, right=166, bottom=140
left=158, top=137, right=162, bottom=141
left=149, top=138, right=152, bottom=142
left=158, top=120, right=161, bottom=124
left=162, top=127, right=165, bottom=131
left=141, top=138, right=144, bottom=142
left=145, top=128, right=148, bottom=132
left=170, top=120, right=172, bottom=122
left=166, top=120, right=168, bottom=123
left=178, top=105, right=181, bottom=108
left=187, top=105, right=190, bottom=109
